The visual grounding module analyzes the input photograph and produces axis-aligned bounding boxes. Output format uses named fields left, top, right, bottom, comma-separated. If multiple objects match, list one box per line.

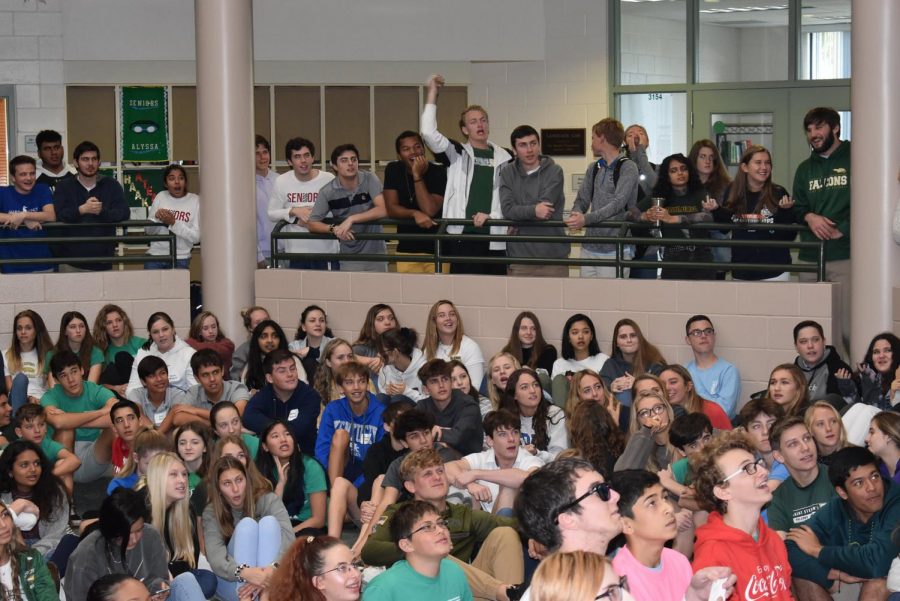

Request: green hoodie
left=792, top=140, right=851, bottom=262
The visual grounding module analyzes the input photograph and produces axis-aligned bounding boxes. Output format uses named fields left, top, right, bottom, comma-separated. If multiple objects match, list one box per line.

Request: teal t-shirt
left=672, top=457, right=691, bottom=485
left=41, top=381, right=114, bottom=441
left=277, top=455, right=327, bottom=522
left=40, top=436, right=63, bottom=463
left=363, top=558, right=473, bottom=601
left=242, top=433, right=260, bottom=460
left=44, top=347, right=104, bottom=373
left=105, top=336, right=147, bottom=364
left=464, top=147, right=495, bottom=234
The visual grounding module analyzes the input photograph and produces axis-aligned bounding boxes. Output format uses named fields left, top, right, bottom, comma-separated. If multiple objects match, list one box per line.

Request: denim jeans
left=215, top=516, right=282, bottom=601
left=8, top=373, right=29, bottom=412
left=145, top=258, right=191, bottom=269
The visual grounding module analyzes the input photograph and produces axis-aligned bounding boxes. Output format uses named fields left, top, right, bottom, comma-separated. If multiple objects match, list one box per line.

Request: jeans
left=169, top=572, right=207, bottom=601
left=191, top=569, right=217, bottom=599
left=215, top=516, right=282, bottom=601
left=8, top=373, right=28, bottom=412
left=145, top=258, right=191, bottom=269
left=289, top=259, right=340, bottom=271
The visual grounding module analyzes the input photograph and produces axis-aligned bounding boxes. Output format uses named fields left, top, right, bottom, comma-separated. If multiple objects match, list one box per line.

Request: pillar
left=194, top=0, right=256, bottom=339
left=849, top=0, right=900, bottom=360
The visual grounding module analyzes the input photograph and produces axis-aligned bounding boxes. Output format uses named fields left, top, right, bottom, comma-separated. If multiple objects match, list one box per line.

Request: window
left=619, top=0, right=687, bottom=85
left=698, top=2, right=789, bottom=83
left=800, top=0, right=851, bottom=80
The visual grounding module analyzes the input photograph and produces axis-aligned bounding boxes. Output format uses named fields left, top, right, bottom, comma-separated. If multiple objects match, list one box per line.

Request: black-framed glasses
left=405, top=518, right=450, bottom=539
left=688, top=327, right=715, bottom=338
left=317, top=561, right=365, bottom=577
left=595, top=575, right=629, bottom=600
left=637, top=404, right=667, bottom=420
left=554, top=482, right=612, bottom=523
left=720, top=457, right=767, bottom=483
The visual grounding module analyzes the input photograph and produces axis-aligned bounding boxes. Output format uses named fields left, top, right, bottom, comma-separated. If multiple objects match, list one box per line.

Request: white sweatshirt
left=378, top=347, right=428, bottom=402
left=146, top=191, right=200, bottom=259
left=126, top=337, right=198, bottom=395
left=267, top=170, right=338, bottom=256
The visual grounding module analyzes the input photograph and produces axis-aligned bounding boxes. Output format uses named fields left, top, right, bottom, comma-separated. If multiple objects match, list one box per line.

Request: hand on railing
left=564, top=211, right=586, bottom=230
left=471, top=212, right=490, bottom=228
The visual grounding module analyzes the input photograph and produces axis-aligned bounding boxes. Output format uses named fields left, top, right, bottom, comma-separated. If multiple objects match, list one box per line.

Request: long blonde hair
left=422, top=300, right=464, bottom=360
left=146, top=452, right=196, bottom=569
left=564, top=369, right=615, bottom=417
left=313, top=338, right=354, bottom=403
left=804, top=401, right=850, bottom=452
left=531, top=551, right=609, bottom=601
left=0, top=501, right=28, bottom=601
left=487, top=351, right=521, bottom=410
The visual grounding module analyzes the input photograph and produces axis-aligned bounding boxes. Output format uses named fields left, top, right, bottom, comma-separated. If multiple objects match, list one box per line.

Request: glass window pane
left=698, top=2, right=788, bottom=83
left=800, top=0, right=851, bottom=80
left=617, top=92, right=687, bottom=164
left=619, top=1, right=686, bottom=85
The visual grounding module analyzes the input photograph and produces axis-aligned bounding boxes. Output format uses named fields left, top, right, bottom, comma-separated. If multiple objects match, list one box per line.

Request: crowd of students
left=0, top=297, right=897, bottom=599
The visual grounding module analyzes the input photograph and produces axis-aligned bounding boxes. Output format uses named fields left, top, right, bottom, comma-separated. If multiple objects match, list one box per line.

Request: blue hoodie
left=315, top=393, right=385, bottom=487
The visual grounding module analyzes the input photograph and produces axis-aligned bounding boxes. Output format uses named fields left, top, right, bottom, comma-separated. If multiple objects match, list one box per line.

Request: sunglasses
left=554, top=482, right=613, bottom=523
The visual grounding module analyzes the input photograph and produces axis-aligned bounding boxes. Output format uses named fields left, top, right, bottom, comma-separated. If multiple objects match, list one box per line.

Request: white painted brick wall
left=0, top=0, right=66, bottom=159
left=469, top=0, right=610, bottom=205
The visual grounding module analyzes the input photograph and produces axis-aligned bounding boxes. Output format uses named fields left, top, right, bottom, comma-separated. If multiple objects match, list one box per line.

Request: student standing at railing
left=307, top=144, right=388, bottom=272
left=499, top=125, right=570, bottom=278
left=267, top=137, right=338, bottom=271
left=704, top=145, right=796, bottom=281
left=255, top=135, right=278, bottom=269
left=0, top=156, right=56, bottom=274
left=633, top=153, right=714, bottom=280
left=144, top=164, right=200, bottom=270
left=383, top=130, right=447, bottom=274
left=420, top=74, right=511, bottom=275
left=565, top=118, right=639, bottom=279
left=688, top=139, right=732, bottom=278
left=52, top=140, right=129, bottom=272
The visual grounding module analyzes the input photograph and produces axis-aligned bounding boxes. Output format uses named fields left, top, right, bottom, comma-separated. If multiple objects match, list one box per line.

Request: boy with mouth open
left=363, top=499, right=473, bottom=600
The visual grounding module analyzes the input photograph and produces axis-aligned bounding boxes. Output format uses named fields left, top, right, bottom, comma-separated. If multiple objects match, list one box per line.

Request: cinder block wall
left=895, top=287, right=900, bottom=336
left=0, top=270, right=191, bottom=347
left=257, top=270, right=840, bottom=408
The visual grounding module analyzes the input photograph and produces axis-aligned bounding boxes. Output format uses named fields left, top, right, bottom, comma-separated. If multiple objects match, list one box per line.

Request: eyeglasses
left=688, top=328, right=715, bottom=338
left=554, top=482, right=612, bottom=523
left=720, top=457, right=767, bottom=483
left=637, top=404, right=667, bottom=420
left=317, top=561, right=365, bottom=577
left=406, top=518, right=450, bottom=539
left=595, top=576, right=629, bottom=601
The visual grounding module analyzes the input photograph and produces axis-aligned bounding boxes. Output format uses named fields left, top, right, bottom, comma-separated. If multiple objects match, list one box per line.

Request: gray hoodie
left=499, top=155, right=570, bottom=259
left=572, top=157, right=640, bottom=253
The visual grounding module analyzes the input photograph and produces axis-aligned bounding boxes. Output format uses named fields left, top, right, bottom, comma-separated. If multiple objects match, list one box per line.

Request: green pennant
left=121, top=86, right=169, bottom=162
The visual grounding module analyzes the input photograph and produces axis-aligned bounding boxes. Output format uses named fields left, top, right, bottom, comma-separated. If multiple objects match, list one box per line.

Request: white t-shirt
left=463, top=447, right=543, bottom=512
left=0, top=560, right=21, bottom=600
left=551, top=353, right=610, bottom=379
left=268, top=170, right=338, bottom=255
left=435, top=336, right=485, bottom=390
left=5, top=348, right=47, bottom=399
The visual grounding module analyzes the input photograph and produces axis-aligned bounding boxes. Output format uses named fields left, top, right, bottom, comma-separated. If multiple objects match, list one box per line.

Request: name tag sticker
left=288, top=409, right=299, bottom=421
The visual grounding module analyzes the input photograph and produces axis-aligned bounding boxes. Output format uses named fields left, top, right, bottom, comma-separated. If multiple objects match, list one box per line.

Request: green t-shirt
left=188, top=471, right=202, bottom=493
left=105, top=336, right=147, bottom=364
left=464, top=147, right=495, bottom=233
left=277, top=455, right=327, bottom=523
left=43, top=347, right=105, bottom=373
left=41, top=381, right=114, bottom=441
left=672, top=457, right=692, bottom=485
left=768, top=464, right=836, bottom=532
left=242, top=433, right=260, bottom=460
left=363, top=558, right=473, bottom=601
left=40, top=436, right=63, bottom=464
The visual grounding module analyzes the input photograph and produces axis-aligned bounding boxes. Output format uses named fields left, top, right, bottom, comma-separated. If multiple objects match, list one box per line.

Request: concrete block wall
left=256, top=270, right=840, bottom=408
left=0, top=0, right=66, bottom=157
left=894, top=287, right=900, bottom=336
left=0, top=270, right=192, bottom=349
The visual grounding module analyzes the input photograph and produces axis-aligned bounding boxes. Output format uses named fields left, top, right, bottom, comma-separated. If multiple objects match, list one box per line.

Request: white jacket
left=126, top=336, right=198, bottom=396
left=420, top=103, right=512, bottom=250
left=378, top=347, right=427, bottom=402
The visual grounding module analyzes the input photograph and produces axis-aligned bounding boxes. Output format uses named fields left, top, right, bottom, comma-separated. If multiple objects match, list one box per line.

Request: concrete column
left=194, top=0, right=256, bottom=339
left=850, top=0, right=900, bottom=360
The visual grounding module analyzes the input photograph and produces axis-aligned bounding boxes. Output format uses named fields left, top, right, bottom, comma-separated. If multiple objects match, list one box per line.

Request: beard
left=811, top=130, right=836, bottom=154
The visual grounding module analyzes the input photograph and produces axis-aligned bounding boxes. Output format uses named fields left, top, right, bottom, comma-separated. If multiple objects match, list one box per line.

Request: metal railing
left=0, top=221, right=178, bottom=269
left=270, top=218, right=826, bottom=281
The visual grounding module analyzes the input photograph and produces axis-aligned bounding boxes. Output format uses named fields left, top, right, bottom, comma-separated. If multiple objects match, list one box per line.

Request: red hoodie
left=693, top=512, right=793, bottom=601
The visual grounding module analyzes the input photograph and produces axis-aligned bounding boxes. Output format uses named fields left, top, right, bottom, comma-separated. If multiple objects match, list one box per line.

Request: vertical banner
left=121, top=86, right=169, bottom=162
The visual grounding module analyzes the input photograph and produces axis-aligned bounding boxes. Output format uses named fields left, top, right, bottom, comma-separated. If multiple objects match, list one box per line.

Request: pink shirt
left=612, top=545, right=693, bottom=601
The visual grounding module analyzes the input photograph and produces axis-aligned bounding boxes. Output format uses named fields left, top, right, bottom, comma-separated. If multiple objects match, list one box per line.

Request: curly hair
left=652, top=153, right=703, bottom=198
left=91, top=304, right=136, bottom=352
left=690, top=430, right=758, bottom=514
left=313, top=338, right=354, bottom=403
left=567, top=402, right=625, bottom=477
left=268, top=535, right=344, bottom=601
